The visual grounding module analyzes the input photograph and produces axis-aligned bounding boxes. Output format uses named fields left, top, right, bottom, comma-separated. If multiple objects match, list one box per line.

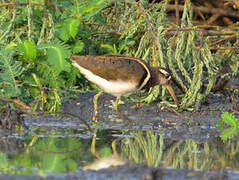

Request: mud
left=25, top=91, right=236, bottom=141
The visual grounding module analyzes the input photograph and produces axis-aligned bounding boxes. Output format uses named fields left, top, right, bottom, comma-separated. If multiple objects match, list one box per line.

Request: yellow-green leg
left=91, top=133, right=100, bottom=159
left=92, top=91, right=104, bottom=121
left=111, top=138, right=118, bottom=155
left=114, top=96, right=120, bottom=111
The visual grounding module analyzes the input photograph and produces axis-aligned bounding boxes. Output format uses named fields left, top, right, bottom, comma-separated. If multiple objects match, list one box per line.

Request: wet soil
left=25, top=91, right=236, bottom=141
left=1, top=165, right=239, bottom=180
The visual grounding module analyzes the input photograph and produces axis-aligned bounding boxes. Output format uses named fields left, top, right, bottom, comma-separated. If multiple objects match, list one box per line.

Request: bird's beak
left=165, top=84, right=179, bottom=107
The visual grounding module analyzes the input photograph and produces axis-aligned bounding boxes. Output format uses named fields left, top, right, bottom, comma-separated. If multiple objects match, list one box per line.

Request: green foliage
left=0, top=0, right=112, bottom=111
left=18, top=41, right=37, bottom=62
left=0, top=0, right=238, bottom=112
left=0, top=50, right=24, bottom=97
left=56, top=18, right=81, bottom=41
left=216, top=112, right=239, bottom=141
left=99, top=146, right=112, bottom=157
left=121, top=131, right=164, bottom=166
left=37, top=42, right=71, bottom=75
left=72, top=40, right=84, bottom=54
left=100, top=43, right=118, bottom=54
left=0, top=134, right=83, bottom=174
left=121, top=129, right=239, bottom=170
left=77, top=0, right=109, bottom=20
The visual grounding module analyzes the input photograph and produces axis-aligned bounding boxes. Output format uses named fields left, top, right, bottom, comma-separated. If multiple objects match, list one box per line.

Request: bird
left=70, top=55, right=179, bottom=121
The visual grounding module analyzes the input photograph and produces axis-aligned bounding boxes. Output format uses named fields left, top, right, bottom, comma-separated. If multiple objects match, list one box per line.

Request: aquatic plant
left=216, top=112, right=239, bottom=141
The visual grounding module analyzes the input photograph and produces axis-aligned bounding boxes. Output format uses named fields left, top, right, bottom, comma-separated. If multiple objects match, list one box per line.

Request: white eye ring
left=159, top=69, right=171, bottom=80
left=166, top=74, right=171, bottom=80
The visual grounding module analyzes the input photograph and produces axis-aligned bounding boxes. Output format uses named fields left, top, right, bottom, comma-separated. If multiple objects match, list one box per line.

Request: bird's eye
left=159, top=69, right=171, bottom=80
left=165, top=73, right=171, bottom=80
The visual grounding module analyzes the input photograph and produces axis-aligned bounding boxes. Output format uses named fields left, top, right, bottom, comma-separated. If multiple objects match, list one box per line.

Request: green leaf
left=119, top=39, right=136, bottom=51
left=18, top=41, right=36, bottom=62
left=221, top=111, right=239, bottom=127
left=56, top=24, right=70, bottom=41
left=100, top=44, right=116, bottom=54
left=65, top=18, right=81, bottom=39
left=220, top=127, right=239, bottom=141
left=72, top=40, right=84, bottom=54
left=56, top=18, right=81, bottom=41
left=0, top=50, right=24, bottom=97
left=5, top=42, right=17, bottom=50
left=78, top=0, right=109, bottom=20
left=46, top=48, right=71, bottom=74
left=37, top=42, right=71, bottom=75
left=216, top=112, right=239, bottom=141
left=99, top=146, right=112, bottom=157
left=37, top=61, right=62, bottom=88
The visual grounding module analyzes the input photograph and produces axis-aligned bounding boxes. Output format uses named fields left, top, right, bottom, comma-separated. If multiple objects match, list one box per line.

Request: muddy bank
left=23, top=91, right=237, bottom=142
left=1, top=165, right=239, bottom=180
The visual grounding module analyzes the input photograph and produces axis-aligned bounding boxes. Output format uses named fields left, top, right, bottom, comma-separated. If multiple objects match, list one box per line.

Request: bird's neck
left=144, top=67, right=159, bottom=90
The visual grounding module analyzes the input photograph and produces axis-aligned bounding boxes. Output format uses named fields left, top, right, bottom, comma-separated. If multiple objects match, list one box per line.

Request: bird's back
left=70, top=55, right=150, bottom=88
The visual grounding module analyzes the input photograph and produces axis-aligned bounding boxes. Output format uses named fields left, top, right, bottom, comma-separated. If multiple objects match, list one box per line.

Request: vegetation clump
left=0, top=0, right=238, bottom=112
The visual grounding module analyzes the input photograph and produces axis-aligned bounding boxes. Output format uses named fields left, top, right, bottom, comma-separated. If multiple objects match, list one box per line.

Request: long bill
left=165, top=84, right=179, bottom=107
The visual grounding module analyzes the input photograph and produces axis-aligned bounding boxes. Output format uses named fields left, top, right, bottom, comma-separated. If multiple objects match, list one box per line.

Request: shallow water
left=0, top=128, right=239, bottom=179
left=0, top=92, right=239, bottom=180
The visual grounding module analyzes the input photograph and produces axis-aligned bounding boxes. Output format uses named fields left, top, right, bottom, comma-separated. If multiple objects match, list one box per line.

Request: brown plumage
left=70, top=55, right=179, bottom=120
left=71, top=55, right=148, bottom=87
left=71, top=55, right=173, bottom=92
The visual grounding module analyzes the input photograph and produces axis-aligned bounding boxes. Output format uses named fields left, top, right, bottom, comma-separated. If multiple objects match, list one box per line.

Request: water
left=0, top=128, right=239, bottom=179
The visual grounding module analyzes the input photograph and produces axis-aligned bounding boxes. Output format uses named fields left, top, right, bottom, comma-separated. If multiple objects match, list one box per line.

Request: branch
left=91, top=27, right=238, bottom=37
left=91, top=31, right=122, bottom=36
left=209, top=34, right=238, bottom=47
left=166, top=4, right=239, bottom=18
left=0, top=2, right=43, bottom=8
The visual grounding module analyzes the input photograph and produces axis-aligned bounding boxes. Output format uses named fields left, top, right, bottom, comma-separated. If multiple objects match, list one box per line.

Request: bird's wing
left=70, top=55, right=150, bottom=88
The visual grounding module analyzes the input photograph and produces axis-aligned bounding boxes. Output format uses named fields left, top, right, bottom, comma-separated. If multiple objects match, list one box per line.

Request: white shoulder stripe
left=134, top=60, right=151, bottom=90
left=113, top=56, right=151, bottom=90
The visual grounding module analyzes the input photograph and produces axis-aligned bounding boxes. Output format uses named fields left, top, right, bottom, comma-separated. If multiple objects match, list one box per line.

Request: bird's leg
left=93, top=91, right=104, bottom=121
left=111, top=138, right=118, bottom=155
left=114, top=96, right=120, bottom=111
left=91, top=133, right=101, bottom=159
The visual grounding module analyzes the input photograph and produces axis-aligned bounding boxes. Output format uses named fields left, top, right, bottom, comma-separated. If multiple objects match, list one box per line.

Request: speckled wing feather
left=70, top=55, right=150, bottom=88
